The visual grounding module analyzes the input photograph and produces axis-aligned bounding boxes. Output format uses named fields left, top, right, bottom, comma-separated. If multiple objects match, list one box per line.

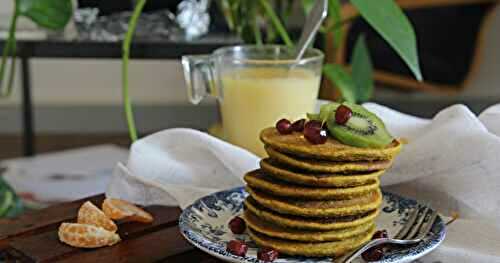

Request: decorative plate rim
left=179, top=186, right=446, bottom=263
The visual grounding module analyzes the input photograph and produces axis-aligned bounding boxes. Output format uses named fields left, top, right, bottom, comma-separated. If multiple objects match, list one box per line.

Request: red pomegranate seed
left=361, top=247, right=384, bottom=261
left=372, top=229, right=388, bottom=239
left=304, top=122, right=328, bottom=144
left=226, top=240, right=248, bottom=257
left=291, top=119, right=306, bottom=132
left=257, top=247, right=279, bottom=262
left=228, top=216, right=246, bottom=234
left=276, top=119, right=292, bottom=134
left=305, top=120, right=323, bottom=130
left=361, top=229, right=388, bottom=261
left=335, top=105, right=353, bottom=125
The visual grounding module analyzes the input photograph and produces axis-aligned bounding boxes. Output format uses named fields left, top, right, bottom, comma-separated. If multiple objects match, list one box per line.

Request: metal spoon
left=294, top=0, right=329, bottom=61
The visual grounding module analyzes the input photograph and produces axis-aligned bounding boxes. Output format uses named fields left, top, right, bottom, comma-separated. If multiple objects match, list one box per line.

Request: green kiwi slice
left=307, top=102, right=341, bottom=122
left=326, top=102, right=394, bottom=148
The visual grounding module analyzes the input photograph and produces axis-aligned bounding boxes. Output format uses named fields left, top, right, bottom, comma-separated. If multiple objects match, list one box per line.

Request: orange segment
left=102, top=198, right=154, bottom=223
left=77, top=201, right=118, bottom=232
left=58, top=223, right=121, bottom=248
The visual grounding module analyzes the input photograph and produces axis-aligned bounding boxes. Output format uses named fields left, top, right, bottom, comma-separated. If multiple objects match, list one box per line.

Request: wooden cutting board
left=0, top=195, right=221, bottom=262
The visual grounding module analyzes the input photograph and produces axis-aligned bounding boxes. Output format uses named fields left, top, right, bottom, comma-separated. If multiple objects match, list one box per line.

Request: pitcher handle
left=182, top=54, right=219, bottom=104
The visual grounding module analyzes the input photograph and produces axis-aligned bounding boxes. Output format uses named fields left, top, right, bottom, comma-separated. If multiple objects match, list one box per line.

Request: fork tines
left=394, top=205, right=438, bottom=240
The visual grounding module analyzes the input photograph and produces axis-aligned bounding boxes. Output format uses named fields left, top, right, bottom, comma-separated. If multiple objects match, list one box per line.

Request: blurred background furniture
left=0, top=0, right=239, bottom=157
left=0, top=36, right=239, bottom=156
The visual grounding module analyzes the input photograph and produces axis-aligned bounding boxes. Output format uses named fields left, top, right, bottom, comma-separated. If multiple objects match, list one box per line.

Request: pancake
left=244, top=209, right=375, bottom=242
left=260, top=127, right=401, bottom=161
left=244, top=169, right=380, bottom=200
left=246, top=187, right=382, bottom=217
left=247, top=226, right=376, bottom=257
left=265, top=146, right=393, bottom=174
left=260, top=158, right=383, bottom=187
left=244, top=197, right=379, bottom=230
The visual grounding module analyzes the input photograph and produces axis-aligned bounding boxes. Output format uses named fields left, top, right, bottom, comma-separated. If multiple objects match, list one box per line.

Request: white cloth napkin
left=106, top=102, right=500, bottom=263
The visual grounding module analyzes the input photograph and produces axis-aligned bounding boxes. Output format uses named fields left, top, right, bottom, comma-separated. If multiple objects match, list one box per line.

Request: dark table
left=0, top=34, right=240, bottom=156
left=0, top=194, right=222, bottom=262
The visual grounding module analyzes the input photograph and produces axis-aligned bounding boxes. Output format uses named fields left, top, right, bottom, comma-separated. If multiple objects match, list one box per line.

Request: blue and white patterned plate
left=179, top=187, right=446, bottom=263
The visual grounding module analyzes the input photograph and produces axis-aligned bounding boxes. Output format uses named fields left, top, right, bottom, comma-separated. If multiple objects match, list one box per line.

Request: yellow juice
left=220, top=68, right=321, bottom=157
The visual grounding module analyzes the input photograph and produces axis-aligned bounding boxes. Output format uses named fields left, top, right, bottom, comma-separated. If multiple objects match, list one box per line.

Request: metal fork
left=337, top=205, right=438, bottom=263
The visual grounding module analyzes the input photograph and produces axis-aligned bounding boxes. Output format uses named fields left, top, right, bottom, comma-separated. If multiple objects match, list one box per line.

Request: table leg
left=21, top=56, right=35, bottom=156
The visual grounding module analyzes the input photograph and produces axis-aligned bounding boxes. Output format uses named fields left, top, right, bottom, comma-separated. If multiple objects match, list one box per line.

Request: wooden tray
left=0, top=195, right=221, bottom=262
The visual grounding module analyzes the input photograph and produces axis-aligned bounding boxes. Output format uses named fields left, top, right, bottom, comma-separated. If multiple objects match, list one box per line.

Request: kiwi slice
left=319, top=103, right=340, bottom=122
left=307, top=113, right=320, bottom=121
left=307, top=102, right=340, bottom=122
left=326, top=102, right=394, bottom=148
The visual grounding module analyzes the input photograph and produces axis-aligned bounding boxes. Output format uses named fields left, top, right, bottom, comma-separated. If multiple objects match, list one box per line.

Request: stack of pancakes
left=243, top=127, right=402, bottom=257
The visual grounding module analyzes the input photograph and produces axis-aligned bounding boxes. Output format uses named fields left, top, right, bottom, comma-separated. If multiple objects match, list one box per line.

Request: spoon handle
left=295, top=0, right=328, bottom=61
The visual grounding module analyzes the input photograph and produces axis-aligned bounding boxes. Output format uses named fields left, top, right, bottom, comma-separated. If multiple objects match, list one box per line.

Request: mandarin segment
left=102, top=198, right=154, bottom=223
left=58, top=223, right=121, bottom=248
left=77, top=201, right=117, bottom=232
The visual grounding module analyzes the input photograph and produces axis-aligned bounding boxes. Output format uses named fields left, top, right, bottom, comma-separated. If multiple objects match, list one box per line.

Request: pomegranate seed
left=369, top=229, right=389, bottom=251
left=304, top=123, right=328, bottom=144
left=305, top=120, right=322, bottom=130
left=226, top=240, right=248, bottom=257
left=361, top=229, right=389, bottom=261
left=361, top=247, right=384, bottom=261
left=257, top=247, right=279, bottom=262
left=335, top=105, right=353, bottom=125
left=276, top=119, right=292, bottom=134
left=372, top=229, right=388, bottom=239
left=291, top=119, right=306, bottom=132
left=228, top=216, right=246, bottom=234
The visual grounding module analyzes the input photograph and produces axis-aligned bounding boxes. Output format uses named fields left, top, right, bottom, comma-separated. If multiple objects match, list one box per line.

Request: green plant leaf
left=327, top=0, right=342, bottom=47
left=351, top=35, right=373, bottom=102
left=0, top=176, right=24, bottom=218
left=323, top=64, right=356, bottom=103
left=350, top=0, right=422, bottom=81
left=17, top=0, right=73, bottom=30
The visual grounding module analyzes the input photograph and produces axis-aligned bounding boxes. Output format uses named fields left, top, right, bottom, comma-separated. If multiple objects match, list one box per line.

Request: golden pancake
left=244, top=169, right=380, bottom=200
left=265, top=146, right=393, bottom=174
left=244, top=209, right=375, bottom=242
left=260, top=127, right=401, bottom=161
left=247, top=226, right=375, bottom=257
left=246, top=187, right=382, bottom=217
left=260, top=158, right=383, bottom=187
left=244, top=197, right=379, bottom=230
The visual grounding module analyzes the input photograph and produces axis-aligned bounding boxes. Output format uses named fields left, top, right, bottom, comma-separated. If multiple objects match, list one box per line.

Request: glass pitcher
left=182, top=45, right=324, bottom=157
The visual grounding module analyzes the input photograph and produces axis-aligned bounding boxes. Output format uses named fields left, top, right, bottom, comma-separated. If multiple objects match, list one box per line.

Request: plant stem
left=217, top=0, right=235, bottom=31
left=252, top=5, right=262, bottom=45
left=122, top=0, right=147, bottom=142
left=258, top=0, right=293, bottom=47
left=320, top=17, right=356, bottom=34
left=0, top=9, right=19, bottom=98
left=252, top=19, right=263, bottom=45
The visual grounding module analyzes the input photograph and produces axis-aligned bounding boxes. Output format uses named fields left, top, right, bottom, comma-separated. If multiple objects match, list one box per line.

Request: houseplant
left=0, top=0, right=421, bottom=142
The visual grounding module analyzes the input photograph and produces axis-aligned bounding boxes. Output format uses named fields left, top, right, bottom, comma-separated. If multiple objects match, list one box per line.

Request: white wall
left=0, top=59, right=190, bottom=107
left=29, top=59, right=189, bottom=106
